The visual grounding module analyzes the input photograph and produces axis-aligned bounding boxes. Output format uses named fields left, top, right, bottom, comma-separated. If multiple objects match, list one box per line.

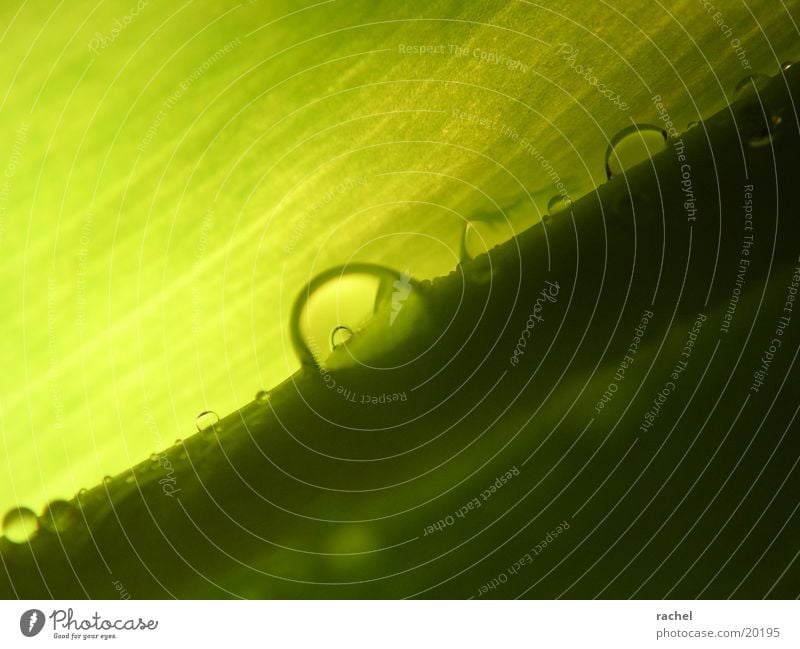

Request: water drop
left=103, top=476, right=112, bottom=485
left=732, top=74, right=776, bottom=147
left=460, top=219, right=514, bottom=260
left=733, top=74, right=770, bottom=102
left=40, top=500, right=79, bottom=533
left=195, top=410, right=219, bottom=432
left=290, top=263, right=419, bottom=367
left=330, top=325, right=353, bottom=350
left=255, top=390, right=270, bottom=403
left=149, top=452, right=160, bottom=463
left=546, top=194, right=572, bottom=215
left=605, top=124, right=667, bottom=179
left=2, top=507, right=38, bottom=543
left=781, top=61, right=794, bottom=72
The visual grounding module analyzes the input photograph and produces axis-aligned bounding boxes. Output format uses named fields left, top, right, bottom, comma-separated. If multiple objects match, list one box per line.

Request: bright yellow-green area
left=0, top=0, right=797, bottom=516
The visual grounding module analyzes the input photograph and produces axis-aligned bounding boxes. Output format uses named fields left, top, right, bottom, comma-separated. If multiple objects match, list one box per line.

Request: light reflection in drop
left=546, top=194, right=572, bottom=215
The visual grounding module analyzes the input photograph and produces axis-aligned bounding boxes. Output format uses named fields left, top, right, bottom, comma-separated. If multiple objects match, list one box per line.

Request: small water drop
left=40, top=500, right=79, bottom=533
left=733, top=74, right=770, bottom=102
left=103, top=476, right=112, bottom=485
left=606, top=124, right=667, bottom=180
left=149, top=452, right=160, bottom=463
left=255, top=389, right=270, bottom=403
left=330, top=325, right=353, bottom=350
left=460, top=219, right=514, bottom=260
left=781, top=61, right=794, bottom=72
left=2, top=507, right=38, bottom=543
left=605, top=124, right=667, bottom=179
left=195, top=410, right=219, bottom=432
left=546, top=194, right=572, bottom=215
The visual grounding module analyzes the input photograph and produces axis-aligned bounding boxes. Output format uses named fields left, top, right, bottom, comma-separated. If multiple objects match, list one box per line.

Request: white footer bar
left=2, top=600, right=797, bottom=647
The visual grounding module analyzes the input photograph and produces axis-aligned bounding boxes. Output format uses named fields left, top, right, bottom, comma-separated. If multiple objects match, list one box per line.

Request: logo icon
left=390, top=269, right=412, bottom=326
left=20, top=609, right=45, bottom=637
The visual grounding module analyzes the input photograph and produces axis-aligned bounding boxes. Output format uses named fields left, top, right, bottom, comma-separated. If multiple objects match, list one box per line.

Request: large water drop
left=290, top=263, right=419, bottom=367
